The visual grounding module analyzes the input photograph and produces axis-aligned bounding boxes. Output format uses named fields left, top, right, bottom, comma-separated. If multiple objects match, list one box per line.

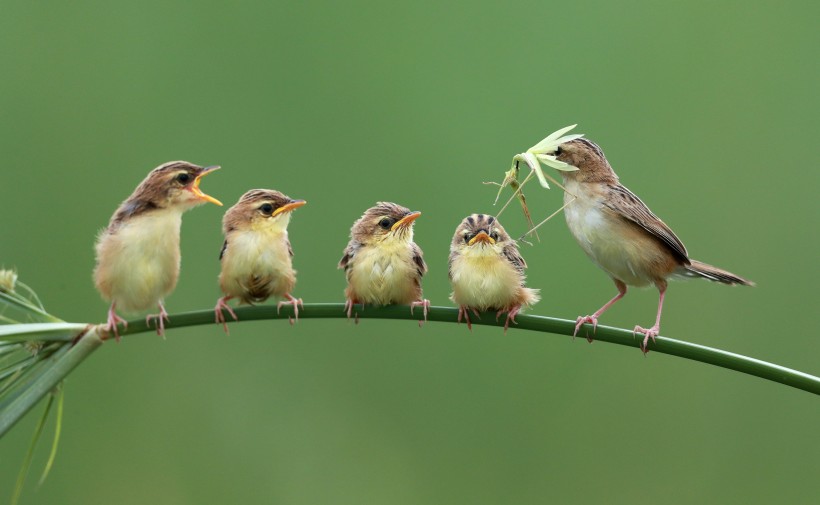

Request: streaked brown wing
left=604, top=184, right=689, bottom=263
left=502, top=243, right=527, bottom=275
left=411, top=243, right=427, bottom=277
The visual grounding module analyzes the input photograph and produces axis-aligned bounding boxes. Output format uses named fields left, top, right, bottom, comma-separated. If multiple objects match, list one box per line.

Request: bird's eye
left=378, top=218, right=393, bottom=229
left=176, top=173, right=191, bottom=184
left=463, top=234, right=470, bottom=243
left=554, top=146, right=563, bottom=156
left=490, top=231, right=499, bottom=241
left=260, top=203, right=274, bottom=215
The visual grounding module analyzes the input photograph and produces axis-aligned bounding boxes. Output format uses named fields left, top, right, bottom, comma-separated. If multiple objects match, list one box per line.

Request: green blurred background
left=1, top=1, right=818, bottom=503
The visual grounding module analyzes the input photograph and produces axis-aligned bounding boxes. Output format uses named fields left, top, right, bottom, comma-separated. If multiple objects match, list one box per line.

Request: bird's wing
left=287, top=238, right=294, bottom=258
left=338, top=241, right=360, bottom=271
left=502, top=243, right=528, bottom=275
left=604, top=184, right=689, bottom=263
left=219, top=239, right=228, bottom=261
left=411, top=243, right=427, bottom=277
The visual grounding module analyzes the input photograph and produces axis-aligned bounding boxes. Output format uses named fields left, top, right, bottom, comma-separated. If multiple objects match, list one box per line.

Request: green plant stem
left=121, top=303, right=819, bottom=395
left=0, top=329, right=103, bottom=437
left=1, top=303, right=817, bottom=438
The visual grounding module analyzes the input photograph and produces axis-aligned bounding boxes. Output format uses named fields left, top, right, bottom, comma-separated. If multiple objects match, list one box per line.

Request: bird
left=214, top=189, right=306, bottom=332
left=338, top=202, right=430, bottom=323
left=448, top=213, right=540, bottom=331
left=94, top=161, right=223, bottom=340
left=543, top=133, right=754, bottom=352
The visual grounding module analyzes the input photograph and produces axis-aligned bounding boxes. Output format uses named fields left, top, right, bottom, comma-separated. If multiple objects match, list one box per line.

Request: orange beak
left=468, top=231, right=495, bottom=246
left=391, top=211, right=421, bottom=231
left=272, top=199, right=307, bottom=217
left=191, top=165, right=223, bottom=206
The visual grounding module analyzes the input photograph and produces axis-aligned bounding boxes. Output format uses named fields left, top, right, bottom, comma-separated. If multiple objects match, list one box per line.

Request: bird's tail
left=682, top=259, right=755, bottom=286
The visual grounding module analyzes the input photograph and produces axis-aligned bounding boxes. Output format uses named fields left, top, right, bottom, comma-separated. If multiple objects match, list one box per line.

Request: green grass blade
left=10, top=391, right=54, bottom=505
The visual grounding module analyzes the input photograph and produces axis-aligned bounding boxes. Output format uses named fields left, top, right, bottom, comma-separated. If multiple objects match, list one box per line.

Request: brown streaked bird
left=94, top=161, right=223, bottom=340
left=338, top=202, right=430, bottom=323
left=448, top=214, right=540, bottom=331
left=214, top=189, right=306, bottom=332
left=544, top=135, right=754, bottom=352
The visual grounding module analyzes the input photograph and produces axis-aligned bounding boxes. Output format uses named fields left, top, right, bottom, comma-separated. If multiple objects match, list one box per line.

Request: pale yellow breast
left=94, top=210, right=182, bottom=313
left=220, top=225, right=295, bottom=300
left=449, top=246, right=531, bottom=311
left=348, top=239, right=419, bottom=305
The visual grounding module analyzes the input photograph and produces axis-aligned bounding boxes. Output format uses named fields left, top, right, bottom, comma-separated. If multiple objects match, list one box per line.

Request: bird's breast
left=94, top=210, right=183, bottom=312
left=220, top=229, right=294, bottom=300
left=449, top=246, right=523, bottom=310
left=563, top=182, right=672, bottom=286
left=348, top=241, right=418, bottom=305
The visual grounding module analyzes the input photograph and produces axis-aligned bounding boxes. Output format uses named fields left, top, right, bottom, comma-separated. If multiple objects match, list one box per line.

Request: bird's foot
left=146, top=304, right=170, bottom=338
left=277, top=294, right=304, bottom=325
left=573, top=315, right=598, bottom=343
left=344, top=299, right=362, bottom=324
left=633, top=325, right=660, bottom=354
left=457, top=305, right=473, bottom=331
left=497, top=306, right=522, bottom=333
left=214, top=297, right=238, bottom=335
left=105, top=308, right=128, bottom=342
left=410, top=299, right=430, bottom=326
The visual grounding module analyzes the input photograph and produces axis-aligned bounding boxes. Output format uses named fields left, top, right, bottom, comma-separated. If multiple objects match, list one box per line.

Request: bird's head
left=451, top=213, right=510, bottom=256
left=223, top=189, right=306, bottom=233
left=550, top=138, right=615, bottom=182
left=351, top=202, right=421, bottom=245
left=137, top=161, right=223, bottom=209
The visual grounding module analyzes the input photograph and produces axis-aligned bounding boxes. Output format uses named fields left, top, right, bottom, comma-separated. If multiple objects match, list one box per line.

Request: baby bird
left=339, top=202, right=430, bottom=323
left=448, top=214, right=540, bottom=331
left=548, top=135, right=754, bottom=352
left=94, top=161, right=222, bottom=340
left=214, top=189, right=306, bottom=332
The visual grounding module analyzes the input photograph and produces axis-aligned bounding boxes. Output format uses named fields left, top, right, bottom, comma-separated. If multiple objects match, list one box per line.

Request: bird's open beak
left=272, top=199, right=307, bottom=217
left=391, top=211, right=421, bottom=231
left=191, top=165, right=223, bottom=206
left=468, top=231, right=495, bottom=246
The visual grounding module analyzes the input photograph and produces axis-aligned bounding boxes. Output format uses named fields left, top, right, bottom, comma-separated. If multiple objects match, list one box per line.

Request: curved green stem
left=121, top=303, right=818, bottom=394
left=1, top=303, right=817, bottom=439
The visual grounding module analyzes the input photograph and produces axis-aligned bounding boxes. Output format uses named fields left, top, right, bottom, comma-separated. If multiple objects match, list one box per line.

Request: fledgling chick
left=547, top=135, right=754, bottom=352
left=214, top=189, right=306, bottom=332
left=448, top=214, right=539, bottom=331
left=338, top=202, right=430, bottom=323
left=94, top=161, right=222, bottom=340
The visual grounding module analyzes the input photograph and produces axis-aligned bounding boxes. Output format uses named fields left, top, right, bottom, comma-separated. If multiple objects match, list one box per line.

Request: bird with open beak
left=214, top=189, right=306, bottom=331
left=533, top=127, right=754, bottom=352
left=94, top=161, right=222, bottom=340
left=339, top=202, right=430, bottom=323
left=448, top=214, right=540, bottom=331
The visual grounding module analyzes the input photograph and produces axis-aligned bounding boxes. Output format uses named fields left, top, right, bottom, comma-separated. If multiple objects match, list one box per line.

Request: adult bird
left=541, top=130, right=754, bottom=352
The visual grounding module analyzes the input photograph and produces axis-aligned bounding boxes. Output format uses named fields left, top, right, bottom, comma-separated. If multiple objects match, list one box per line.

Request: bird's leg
left=497, top=305, right=522, bottom=333
left=574, top=280, right=627, bottom=342
left=410, top=298, right=431, bottom=326
left=457, top=305, right=473, bottom=331
left=214, top=296, right=238, bottom=334
left=344, top=297, right=362, bottom=324
left=634, top=283, right=666, bottom=354
left=105, top=302, right=128, bottom=342
left=277, top=293, right=304, bottom=325
left=146, top=301, right=170, bottom=337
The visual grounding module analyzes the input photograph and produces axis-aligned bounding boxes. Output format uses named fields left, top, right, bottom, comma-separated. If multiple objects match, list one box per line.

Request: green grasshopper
left=490, top=125, right=584, bottom=240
